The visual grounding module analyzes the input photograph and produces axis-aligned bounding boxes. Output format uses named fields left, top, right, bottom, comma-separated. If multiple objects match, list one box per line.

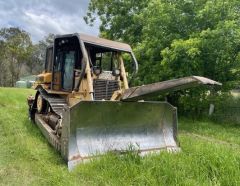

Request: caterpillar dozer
left=27, top=33, right=221, bottom=169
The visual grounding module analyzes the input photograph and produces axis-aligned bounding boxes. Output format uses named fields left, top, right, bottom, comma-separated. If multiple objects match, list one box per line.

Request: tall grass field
left=0, top=88, right=239, bottom=185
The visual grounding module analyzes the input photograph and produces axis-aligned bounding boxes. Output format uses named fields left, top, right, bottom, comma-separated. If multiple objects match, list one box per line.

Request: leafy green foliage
left=0, top=28, right=54, bottom=87
left=161, top=21, right=240, bottom=82
left=84, top=0, right=149, bottom=45
left=0, top=27, right=33, bottom=86
left=86, top=0, right=240, bottom=117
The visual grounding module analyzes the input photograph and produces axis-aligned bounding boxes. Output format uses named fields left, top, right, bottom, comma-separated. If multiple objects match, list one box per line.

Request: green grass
left=0, top=87, right=239, bottom=186
left=180, top=118, right=240, bottom=146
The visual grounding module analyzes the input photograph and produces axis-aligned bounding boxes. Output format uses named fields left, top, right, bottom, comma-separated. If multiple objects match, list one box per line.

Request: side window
left=95, top=52, right=117, bottom=71
left=45, top=47, right=53, bottom=72
left=101, top=52, right=112, bottom=71
left=54, top=51, right=63, bottom=72
left=62, top=51, right=75, bottom=90
left=64, top=51, right=75, bottom=75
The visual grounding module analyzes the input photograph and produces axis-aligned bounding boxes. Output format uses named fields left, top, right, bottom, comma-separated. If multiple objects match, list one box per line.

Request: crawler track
left=38, top=88, right=67, bottom=116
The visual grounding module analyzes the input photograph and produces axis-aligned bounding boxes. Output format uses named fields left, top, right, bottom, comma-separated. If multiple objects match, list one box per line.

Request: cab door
left=52, top=51, right=63, bottom=90
left=62, top=51, right=75, bottom=91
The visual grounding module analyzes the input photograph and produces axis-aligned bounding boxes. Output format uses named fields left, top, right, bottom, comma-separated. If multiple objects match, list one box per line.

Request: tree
left=27, top=33, right=55, bottom=74
left=0, top=27, right=32, bottom=86
left=85, top=0, right=240, bottom=116
left=84, top=0, right=149, bottom=45
left=0, top=40, right=9, bottom=86
left=0, top=27, right=55, bottom=87
left=161, top=21, right=240, bottom=83
left=85, top=0, right=240, bottom=85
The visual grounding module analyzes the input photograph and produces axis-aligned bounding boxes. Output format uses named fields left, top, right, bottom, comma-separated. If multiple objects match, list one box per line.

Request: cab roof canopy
left=55, top=33, right=132, bottom=53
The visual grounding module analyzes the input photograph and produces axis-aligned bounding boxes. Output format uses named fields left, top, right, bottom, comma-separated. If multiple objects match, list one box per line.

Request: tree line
left=0, top=27, right=54, bottom=87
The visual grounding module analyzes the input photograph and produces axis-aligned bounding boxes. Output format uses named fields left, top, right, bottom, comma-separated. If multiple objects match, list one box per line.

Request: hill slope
left=0, top=88, right=239, bottom=186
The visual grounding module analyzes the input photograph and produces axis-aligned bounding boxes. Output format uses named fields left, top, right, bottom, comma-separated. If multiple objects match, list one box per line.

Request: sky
left=0, top=0, right=99, bottom=42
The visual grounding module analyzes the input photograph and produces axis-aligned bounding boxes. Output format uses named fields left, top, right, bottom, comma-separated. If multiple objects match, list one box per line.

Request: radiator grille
left=93, top=79, right=119, bottom=100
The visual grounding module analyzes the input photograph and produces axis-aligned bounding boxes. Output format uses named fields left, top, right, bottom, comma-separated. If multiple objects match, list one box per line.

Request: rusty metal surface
left=122, top=76, right=221, bottom=101
left=60, top=101, right=179, bottom=169
left=192, top=76, right=222, bottom=85
left=35, top=114, right=61, bottom=151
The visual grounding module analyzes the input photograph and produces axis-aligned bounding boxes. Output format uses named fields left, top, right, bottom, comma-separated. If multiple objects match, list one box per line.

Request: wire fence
left=212, top=106, right=240, bottom=124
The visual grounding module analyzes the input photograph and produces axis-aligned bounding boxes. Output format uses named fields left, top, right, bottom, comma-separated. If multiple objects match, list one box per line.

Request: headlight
left=93, top=67, right=102, bottom=75
left=112, top=69, right=120, bottom=76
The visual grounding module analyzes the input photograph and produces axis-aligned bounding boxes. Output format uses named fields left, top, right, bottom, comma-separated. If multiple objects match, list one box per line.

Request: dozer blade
left=122, top=76, right=221, bottom=101
left=60, top=101, right=178, bottom=169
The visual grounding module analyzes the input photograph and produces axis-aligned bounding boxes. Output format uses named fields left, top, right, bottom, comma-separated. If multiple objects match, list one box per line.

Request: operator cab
left=46, top=34, right=138, bottom=100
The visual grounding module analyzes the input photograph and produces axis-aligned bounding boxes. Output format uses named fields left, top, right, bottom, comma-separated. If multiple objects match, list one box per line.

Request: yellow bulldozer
left=27, top=33, right=221, bottom=169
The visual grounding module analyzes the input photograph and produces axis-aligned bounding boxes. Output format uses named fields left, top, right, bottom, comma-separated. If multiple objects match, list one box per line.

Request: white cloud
left=0, top=0, right=99, bottom=42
